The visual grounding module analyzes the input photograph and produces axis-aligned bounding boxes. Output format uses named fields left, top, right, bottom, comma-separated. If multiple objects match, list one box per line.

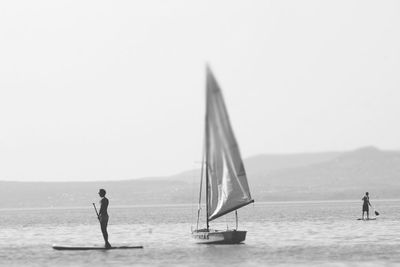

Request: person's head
left=366, top=192, right=369, bottom=196
left=98, top=189, right=106, bottom=197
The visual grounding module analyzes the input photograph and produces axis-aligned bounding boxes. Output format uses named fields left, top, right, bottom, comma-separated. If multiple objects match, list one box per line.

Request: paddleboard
left=357, top=218, right=377, bottom=221
left=53, top=245, right=143, bottom=250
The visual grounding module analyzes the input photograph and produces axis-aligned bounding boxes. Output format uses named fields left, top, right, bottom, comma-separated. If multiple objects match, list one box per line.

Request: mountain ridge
left=1, top=146, right=399, bottom=208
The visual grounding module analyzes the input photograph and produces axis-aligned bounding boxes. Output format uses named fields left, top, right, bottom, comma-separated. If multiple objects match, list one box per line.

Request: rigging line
left=196, top=140, right=205, bottom=230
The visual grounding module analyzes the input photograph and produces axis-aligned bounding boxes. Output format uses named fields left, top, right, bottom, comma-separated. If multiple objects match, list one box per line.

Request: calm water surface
left=1, top=200, right=400, bottom=266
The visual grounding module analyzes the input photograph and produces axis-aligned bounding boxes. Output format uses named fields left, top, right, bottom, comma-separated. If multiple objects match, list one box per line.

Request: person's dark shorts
left=363, top=204, right=369, bottom=212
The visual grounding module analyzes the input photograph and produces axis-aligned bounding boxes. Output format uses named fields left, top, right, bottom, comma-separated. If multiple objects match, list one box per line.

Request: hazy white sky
left=0, top=1, right=399, bottom=181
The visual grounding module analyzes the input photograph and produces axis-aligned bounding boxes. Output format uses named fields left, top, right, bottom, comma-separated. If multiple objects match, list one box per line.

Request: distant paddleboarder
left=362, top=192, right=372, bottom=220
left=98, top=189, right=112, bottom=248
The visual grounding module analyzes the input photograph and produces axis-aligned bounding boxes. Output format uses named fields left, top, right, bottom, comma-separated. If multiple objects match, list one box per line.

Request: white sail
left=206, top=66, right=254, bottom=221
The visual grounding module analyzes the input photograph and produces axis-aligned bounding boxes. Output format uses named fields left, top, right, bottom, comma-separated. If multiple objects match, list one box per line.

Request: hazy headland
left=1, top=146, right=399, bottom=209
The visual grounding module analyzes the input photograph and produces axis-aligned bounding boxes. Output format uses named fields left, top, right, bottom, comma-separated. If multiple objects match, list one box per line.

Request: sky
left=0, top=0, right=399, bottom=181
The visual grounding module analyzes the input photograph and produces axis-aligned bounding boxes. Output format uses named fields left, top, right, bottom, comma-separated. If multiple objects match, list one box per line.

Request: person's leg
left=366, top=210, right=369, bottom=220
left=100, top=221, right=107, bottom=242
left=100, top=220, right=111, bottom=247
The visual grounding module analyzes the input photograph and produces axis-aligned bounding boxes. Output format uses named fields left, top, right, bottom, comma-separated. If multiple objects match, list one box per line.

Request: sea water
left=1, top=200, right=400, bottom=266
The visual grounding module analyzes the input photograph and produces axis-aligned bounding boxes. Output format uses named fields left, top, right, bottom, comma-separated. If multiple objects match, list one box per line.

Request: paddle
left=92, top=203, right=100, bottom=221
left=371, top=204, right=379, bottom=216
left=92, top=203, right=112, bottom=248
left=374, top=208, right=380, bottom=216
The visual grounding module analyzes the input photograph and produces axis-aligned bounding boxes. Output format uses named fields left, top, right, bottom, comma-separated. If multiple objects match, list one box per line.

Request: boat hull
left=192, top=229, right=247, bottom=244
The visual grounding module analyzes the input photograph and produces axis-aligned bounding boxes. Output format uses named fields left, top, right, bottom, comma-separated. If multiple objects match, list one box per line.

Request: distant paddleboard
left=53, top=245, right=143, bottom=250
left=357, top=218, right=377, bottom=221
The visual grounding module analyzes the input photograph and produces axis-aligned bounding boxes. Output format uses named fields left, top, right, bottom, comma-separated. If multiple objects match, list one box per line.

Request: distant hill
left=1, top=146, right=399, bottom=208
left=248, top=146, right=400, bottom=201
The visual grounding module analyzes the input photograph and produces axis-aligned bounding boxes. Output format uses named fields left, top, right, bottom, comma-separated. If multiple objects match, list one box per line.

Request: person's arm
left=99, top=199, right=105, bottom=216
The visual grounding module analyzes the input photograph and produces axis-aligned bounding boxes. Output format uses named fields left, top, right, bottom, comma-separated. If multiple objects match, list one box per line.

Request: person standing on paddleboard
left=362, top=192, right=372, bottom=220
left=98, top=189, right=112, bottom=248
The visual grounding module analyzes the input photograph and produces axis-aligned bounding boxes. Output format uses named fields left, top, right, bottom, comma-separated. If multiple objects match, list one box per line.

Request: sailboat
left=192, top=66, right=254, bottom=244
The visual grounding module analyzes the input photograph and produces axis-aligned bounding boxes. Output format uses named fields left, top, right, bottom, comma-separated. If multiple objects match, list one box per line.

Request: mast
left=206, top=160, right=209, bottom=230
left=205, top=84, right=210, bottom=231
left=205, top=98, right=209, bottom=231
